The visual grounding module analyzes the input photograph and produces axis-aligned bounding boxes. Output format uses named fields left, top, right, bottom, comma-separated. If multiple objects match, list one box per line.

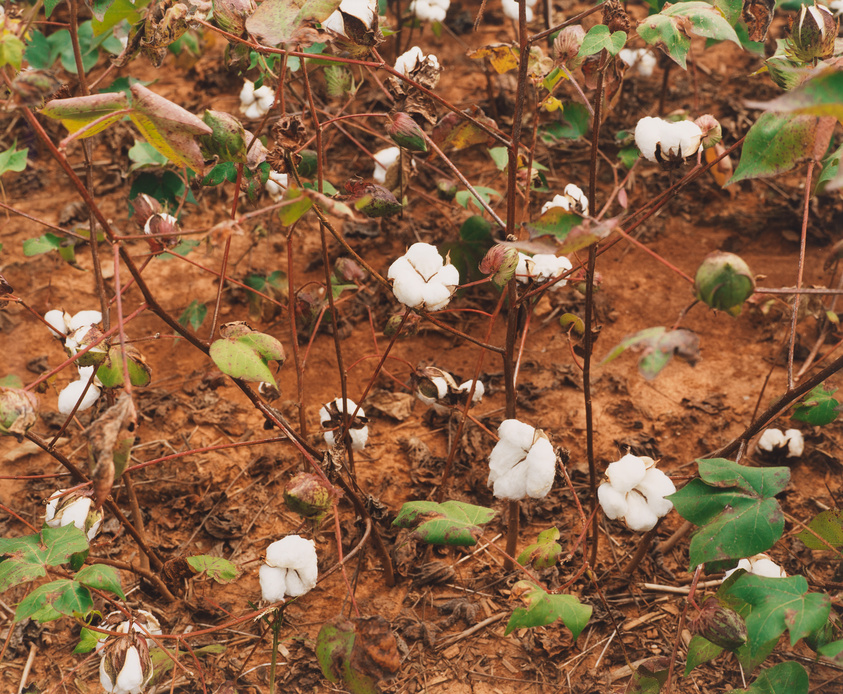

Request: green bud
left=479, top=244, right=520, bottom=287
left=284, top=472, right=334, bottom=520
left=694, top=598, right=748, bottom=651
left=694, top=251, right=755, bottom=315
left=694, top=114, right=722, bottom=149
left=0, top=387, right=38, bottom=438
left=786, top=2, right=838, bottom=63
left=200, top=110, right=248, bottom=164
left=213, top=0, right=256, bottom=36
left=387, top=112, right=428, bottom=153
left=352, top=184, right=403, bottom=218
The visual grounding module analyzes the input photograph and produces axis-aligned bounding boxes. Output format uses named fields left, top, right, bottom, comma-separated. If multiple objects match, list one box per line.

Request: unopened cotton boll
left=99, top=635, right=153, bottom=694
left=387, top=242, right=460, bottom=312
left=260, top=535, right=319, bottom=602
left=488, top=419, right=556, bottom=500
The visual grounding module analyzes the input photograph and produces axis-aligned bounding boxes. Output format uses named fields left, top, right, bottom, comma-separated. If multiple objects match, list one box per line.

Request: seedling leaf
left=0, top=142, right=28, bottom=176
left=505, top=581, right=591, bottom=638
left=392, top=500, right=496, bottom=546
left=668, top=458, right=789, bottom=569
left=792, top=383, right=838, bottom=425
left=0, top=525, right=89, bottom=592
left=186, top=555, right=239, bottom=583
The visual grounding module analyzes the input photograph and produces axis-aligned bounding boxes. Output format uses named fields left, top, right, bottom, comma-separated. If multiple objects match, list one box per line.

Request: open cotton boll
left=239, top=80, right=275, bottom=119
left=421, top=269, right=459, bottom=311
left=634, top=116, right=664, bottom=163
left=598, top=483, right=628, bottom=519
left=563, top=183, right=588, bottom=215
left=373, top=146, right=400, bottom=185
left=636, top=467, right=676, bottom=517
left=458, top=379, right=484, bottom=403
left=410, top=0, right=449, bottom=22
left=523, top=437, right=557, bottom=497
left=624, top=490, right=660, bottom=531
left=725, top=553, right=786, bottom=580
left=758, top=428, right=786, bottom=451
left=405, top=242, right=447, bottom=280
left=605, top=454, right=647, bottom=493
left=58, top=376, right=101, bottom=414
left=619, top=48, right=657, bottom=77
left=659, top=120, right=703, bottom=159
left=498, top=419, right=537, bottom=452
left=322, top=0, right=376, bottom=35
left=542, top=194, right=571, bottom=215
left=488, top=420, right=556, bottom=500
left=394, top=46, right=426, bottom=75
left=784, top=429, right=804, bottom=458
left=265, top=171, right=288, bottom=202
left=45, top=489, right=102, bottom=541
left=261, top=535, right=318, bottom=601
left=319, top=398, right=368, bottom=450
left=68, top=310, right=103, bottom=331
left=44, top=309, right=70, bottom=336
left=387, top=243, right=459, bottom=311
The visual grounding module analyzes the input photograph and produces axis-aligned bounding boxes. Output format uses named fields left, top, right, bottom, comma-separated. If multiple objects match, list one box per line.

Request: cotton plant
left=724, top=553, right=787, bottom=580
left=239, top=80, right=275, bottom=120
left=514, top=253, right=573, bottom=287
left=502, top=0, right=537, bottom=22
left=619, top=48, right=657, bottom=77
left=541, top=183, right=588, bottom=216
left=487, top=419, right=557, bottom=500
left=634, top=116, right=703, bottom=165
left=598, top=454, right=676, bottom=532
left=387, top=242, right=460, bottom=312
left=409, top=0, right=449, bottom=22
left=259, top=535, right=319, bottom=602
left=96, top=610, right=162, bottom=654
left=44, top=488, right=103, bottom=541
left=319, top=397, right=369, bottom=450
left=757, top=428, right=804, bottom=458
left=99, top=633, right=153, bottom=694
left=265, top=171, right=289, bottom=202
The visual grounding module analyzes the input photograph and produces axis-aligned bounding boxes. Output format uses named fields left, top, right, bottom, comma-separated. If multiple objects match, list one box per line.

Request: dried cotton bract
left=488, top=419, right=557, bottom=500
left=387, top=242, right=460, bottom=311
left=410, top=0, right=449, bottom=22
left=634, top=116, right=703, bottom=165
left=259, top=535, right=318, bottom=602
left=598, top=454, right=676, bottom=532
left=239, top=80, right=274, bottom=120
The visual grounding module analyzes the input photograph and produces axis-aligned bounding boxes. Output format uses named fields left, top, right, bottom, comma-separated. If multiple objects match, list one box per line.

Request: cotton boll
left=405, top=243, right=445, bottom=281
left=69, top=310, right=103, bottom=331
left=784, top=429, right=804, bottom=458
left=498, top=419, right=536, bottom=452
left=458, top=379, right=484, bottom=402
left=605, top=454, right=647, bottom=493
left=58, top=378, right=101, bottom=414
left=598, top=483, right=628, bottom=520
left=636, top=468, right=676, bottom=518
left=488, top=438, right=528, bottom=478
left=758, top=428, right=785, bottom=452
left=254, top=85, right=275, bottom=112
left=259, top=564, right=288, bottom=602
left=265, top=172, right=288, bottom=202
left=749, top=555, right=786, bottom=578
left=45, top=309, right=70, bottom=336
left=394, top=46, right=425, bottom=75
left=542, top=194, right=571, bottom=215
left=320, top=10, right=345, bottom=33
left=624, top=490, right=659, bottom=531
left=373, top=146, right=400, bottom=184
left=672, top=120, right=702, bottom=158
left=422, top=281, right=455, bottom=312
left=523, top=437, right=556, bottom=498
left=489, top=461, right=528, bottom=500
left=563, top=183, right=588, bottom=215
left=634, top=116, right=664, bottom=163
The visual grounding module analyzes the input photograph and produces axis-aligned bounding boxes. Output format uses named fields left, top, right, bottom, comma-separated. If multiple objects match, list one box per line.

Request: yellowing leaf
left=41, top=93, right=130, bottom=138
left=468, top=44, right=519, bottom=74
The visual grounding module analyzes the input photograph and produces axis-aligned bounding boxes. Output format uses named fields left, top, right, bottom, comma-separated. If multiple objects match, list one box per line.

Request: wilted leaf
left=745, top=67, right=843, bottom=124
left=246, top=0, right=340, bottom=45
left=467, top=43, right=519, bottom=74
left=316, top=618, right=378, bottom=694
left=393, top=500, right=496, bottom=546
left=0, top=387, right=38, bottom=437
left=432, top=107, right=498, bottom=150
left=41, top=92, right=129, bottom=137
left=505, top=581, right=591, bottom=638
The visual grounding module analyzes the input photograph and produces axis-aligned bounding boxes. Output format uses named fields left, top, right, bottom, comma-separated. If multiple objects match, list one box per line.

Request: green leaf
left=96, top=346, right=152, bottom=388
left=41, top=92, right=130, bottom=138
left=792, top=383, right=839, bottom=425
left=730, top=114, right=821, bottom=184
left=742, top=662, right=809, bottom=694
left=15, top=579, right=93, bottom=623
left=454, top=186, right=502, bottom=212
left=746, top=67, right=843, bottom=124
left=524, top=207, right=583, bottom=240
left=392, top=500, right=496, bottom=546
left=23, top=233, right=63, bottom=256
left=201, top=161, right=238, bottom=186
left=517, top=527, right=563, bottom=570
left=713, top=0, right=743, bottom=26
left=74, top=626, right=107, bottom=654
left=540, top=103, right=590, bottom=143
left=186, top=555, right=239, bottom=583
left=316, top=618, right=377, bottom=694
left=684, top=634, right=723, bottom=676
left=505, top=581, right=592, bottom=639
left=92, top=0, right=144, bottom=35
left=637, top=12, right=691, bottom=68
left=178, top=300, right=207, bottom=331
left=128, top=140, right=169, bottom=172
left=726, top=574, right=830, bottom=658
left=74, top=564, right=125, bottom=599
left=665, top=2, right=740, bottom=45
left=668, top=459, right=789, bottom=569
left=487, top=146, right=508, bottom=171
left=45, top=0, right=64, bottom=17
left=796, top=508, right=843, bottom=550
left=0, top=142, right=28, bottom=176
left=278, top=184, right=314, bottom=225
left=577, top=25, right=627, bottom=58
left=602, top=326, right=700, bottom=380
left=0, top=32, right=24, bottom=71
left=209, top=330, right=285, bottom=387
left=0, top=526, right=89, bottom=592
left=246, top=0, right=341, bottom=45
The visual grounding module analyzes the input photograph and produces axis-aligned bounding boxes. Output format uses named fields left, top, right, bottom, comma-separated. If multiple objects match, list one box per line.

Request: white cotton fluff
left=387, top=243, right=460, bottom=312
left=634, top=116, right=703, bottom=163
left=373, top=146, right=400, bottom=185
left=99, top=645, right=147, bottom=694
left=725, top=553, right=787, bottom=580
left=410, top=0, right=449, bottom=22
left=502, top=0, right=537, bottom=22
left=320, top=398, right=368, bottom=450
left=758, top=428, right=804, bottom=458
left=564, top=183, right=588, bottom=215
left=239, top=80, right=275, bottom=120
left=458, top=379, right=485, bottom=403
left=394, top=46, right=439, bottom=76
left=515, top=253, right=573, bottom=287
left=322, top=0, right=377, bottom=35
left=619, top=48, right=657, bottom=77
left=598, top=454, right=675, bottom=532
left=265, top=171, right=289, bottom=202
left=57, top=369, right=102, bottom=415
left=488, top=419, right=556, bottom=500
left=541, top=194, right=571, bottom=215
left=758, top=428, right=786, bottom=452
left=45, top=489, right=102, bottom=541
left=260, top=535, right=319, bottom=602
left=784, top=429, right=804, bottom=458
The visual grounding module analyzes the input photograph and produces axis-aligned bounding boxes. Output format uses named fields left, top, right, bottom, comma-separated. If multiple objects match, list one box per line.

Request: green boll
left=786, top=2, right=838, bottom=63
left=284, top=473, right=334, bottom=521
left=694, top=251, right=755, bottom=315
left=200, top=110, right=248, bottom=164
left=694, top=598, right=748, bottom=651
